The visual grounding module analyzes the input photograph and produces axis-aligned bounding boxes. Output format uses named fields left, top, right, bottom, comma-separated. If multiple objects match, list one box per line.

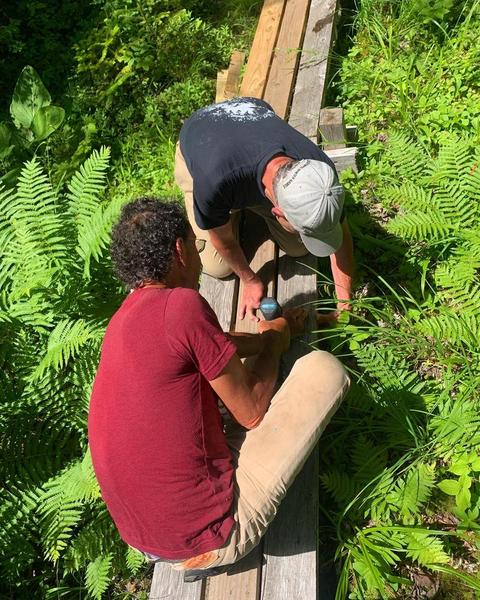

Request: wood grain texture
left=204, top=546, right=262, bottom=600
left=239, top=0, right=287, bottom=98
left=199, top=273, right=237, bottom=332
left=225, top=51, right=245, bottom=99
left=149, top=564, right=203, bottom=600
left=318, top=107, right=347, bottom=150
left=263, top=0, right=310, bottom=118
left=234, top=213, right=276, bottom=334
left=289, top=0, right=338, bottom=140
left=216, top=69, right=228, bottom=102
left=261, top=451, right=319, bottom=600
left=260, top=251, right=319, bottom=600
left=324, top=147, right=358, bottom=174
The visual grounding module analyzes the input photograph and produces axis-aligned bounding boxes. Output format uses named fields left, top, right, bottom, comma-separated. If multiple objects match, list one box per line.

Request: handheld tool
left=259, top=297, right=282, bottom=321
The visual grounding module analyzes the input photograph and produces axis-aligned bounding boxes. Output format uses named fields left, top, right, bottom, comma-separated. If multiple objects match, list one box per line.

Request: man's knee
left=201, top=260, right=234, bottom=279
left=294, top=351, right=350, bottom=395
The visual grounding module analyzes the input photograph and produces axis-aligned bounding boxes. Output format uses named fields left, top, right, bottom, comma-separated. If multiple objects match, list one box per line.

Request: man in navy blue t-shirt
left=176, top=97, right=354, bottom=322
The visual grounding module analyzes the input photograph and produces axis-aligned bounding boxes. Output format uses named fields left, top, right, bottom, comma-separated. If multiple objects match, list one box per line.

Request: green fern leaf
left=33, top=319, right=103, bottom=380
left=85, top=554, right=112, bottom=600
left=404, top=531, right=449, bottom=567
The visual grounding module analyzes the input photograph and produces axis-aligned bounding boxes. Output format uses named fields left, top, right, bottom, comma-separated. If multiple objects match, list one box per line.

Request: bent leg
left=215, top=351, right=350, bottom=567
left=247, top=204, right=309, bottom=257
left=174, top=144, right=240, bottom=279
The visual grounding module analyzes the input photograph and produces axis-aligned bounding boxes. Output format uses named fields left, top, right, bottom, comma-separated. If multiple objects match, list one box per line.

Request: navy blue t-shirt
left=179, top=97, right=336, bottom=230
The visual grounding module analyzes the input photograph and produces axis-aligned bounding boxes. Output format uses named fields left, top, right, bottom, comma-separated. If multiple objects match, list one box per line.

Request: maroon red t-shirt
left=88, top=287, right=237, bottom=559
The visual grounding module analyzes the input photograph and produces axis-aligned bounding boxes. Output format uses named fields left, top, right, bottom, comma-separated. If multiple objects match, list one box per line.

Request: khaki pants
left=174, top=145, right=308, bottom=279
left=171, top=350, right=350, bottom=571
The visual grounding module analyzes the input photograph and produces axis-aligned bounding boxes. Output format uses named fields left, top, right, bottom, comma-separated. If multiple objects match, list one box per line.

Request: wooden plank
left=239, top=0, right=287, bottom=98
left=261, top=252, right=319, bottom=600
left=289, top=0, right=338, bottom=141
left=200, top=273, right=237, bottom=332
left=216, top=69, right=228, bottom=102
left=224, top=51, right=245, bottom=99
left=324, top=147, right=358, bottom=174
left=149, top=563, right=203, bottom=600
left=261, top=451, right=319, bottom=600
left=318, top=107, right=347, bottom=150
left=263, top=0, right=311, bottom=119
left=204, top=545, right=262, bottom=600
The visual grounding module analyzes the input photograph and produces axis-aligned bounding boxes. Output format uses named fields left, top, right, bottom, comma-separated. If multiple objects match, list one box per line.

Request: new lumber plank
left=149, top=565, right=203, bottom=600
left=263, top=0, right=311, bottom=119
left=239, top=0, right=287, bottom=98
left=289, top=0, right=338, bottom=141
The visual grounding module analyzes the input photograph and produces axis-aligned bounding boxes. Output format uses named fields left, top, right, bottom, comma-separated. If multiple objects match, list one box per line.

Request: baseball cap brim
left=300, top=222, right=343, bottom=257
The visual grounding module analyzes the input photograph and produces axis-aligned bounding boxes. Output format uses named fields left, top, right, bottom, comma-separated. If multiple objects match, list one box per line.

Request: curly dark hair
left=111, top=197, right=189, bottom=288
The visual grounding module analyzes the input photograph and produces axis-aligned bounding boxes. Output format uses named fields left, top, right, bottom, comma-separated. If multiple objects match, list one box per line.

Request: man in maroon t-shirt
left=88, top=198, right=349, bottom=581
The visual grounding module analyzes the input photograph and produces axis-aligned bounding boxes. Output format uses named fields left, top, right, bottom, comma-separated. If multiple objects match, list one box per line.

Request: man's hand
left=258, top=317, right=291, bottom=354
left=316, top=302, right=351, bottom=327
left=238, top=276, right=264, bottom=322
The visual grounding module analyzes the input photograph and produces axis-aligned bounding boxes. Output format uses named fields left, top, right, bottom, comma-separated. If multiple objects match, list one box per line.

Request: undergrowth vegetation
left=1, top=0, right=480, bottom=597
left=315, top=0, right=480, bottom=597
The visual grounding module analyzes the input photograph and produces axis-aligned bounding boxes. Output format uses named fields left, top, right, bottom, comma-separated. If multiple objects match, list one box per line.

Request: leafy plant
left=0, top=149, right=149, bottom=597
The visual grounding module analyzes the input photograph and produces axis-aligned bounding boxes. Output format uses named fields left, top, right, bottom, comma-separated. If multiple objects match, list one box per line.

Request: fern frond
left=353, top=343, right=423, bottom=393
left=77, top=194, right=125, bottom=279
left=403, top=531, right=449, bottom=567
left=85, top=554, right=112, bottom=600
left=381, top=131, right=429, bottom=181
left=38, top=452, right=101, bottom=562
left=12, top=158, right=66, bottom=262
left=321, top=471, right=359, bottom=505
left=67, top=147, right=111, bottom=230
left=33, top=319, right=103, bottom=380
left=390, top=464, right=436, bottom=518
left=125, top=546, right=146, bottom=574
left=416, top=312, right=479, bottom=348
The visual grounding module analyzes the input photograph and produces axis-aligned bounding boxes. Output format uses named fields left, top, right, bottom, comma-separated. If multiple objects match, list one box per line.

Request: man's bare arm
left=210, top=321, right=289, bottom=429
left=208, top=221, right=264, bottom=321
left=329, top=218, right=354, bottom=311
left=226, top=332, right=264, bottom=358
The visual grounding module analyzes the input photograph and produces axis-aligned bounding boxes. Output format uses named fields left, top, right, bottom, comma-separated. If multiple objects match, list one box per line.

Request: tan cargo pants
left=168, top=350, right=350, bottom=571
left=174, top=145, right=309, bottom=279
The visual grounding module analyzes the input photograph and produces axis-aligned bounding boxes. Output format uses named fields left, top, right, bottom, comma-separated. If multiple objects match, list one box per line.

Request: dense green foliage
left=0, top=1, right=261, bottom=597
left=315, top=0, right=480, bottom=597
left=2, top=0, right=480, bottom=597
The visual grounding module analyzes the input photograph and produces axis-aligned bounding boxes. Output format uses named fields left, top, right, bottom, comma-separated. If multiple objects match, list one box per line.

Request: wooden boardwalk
left=150, top=0, right=356, bottom=598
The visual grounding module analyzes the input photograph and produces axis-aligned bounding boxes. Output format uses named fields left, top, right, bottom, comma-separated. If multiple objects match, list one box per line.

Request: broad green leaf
left=31, top=106, right=65, bottom=141
left=437, top=479, right=460, bottom=496
left=0, top=123, right=14, bottom=159
left=456, top=486, right=472, bottom=512
left=10, top=66, right=51, bottom=129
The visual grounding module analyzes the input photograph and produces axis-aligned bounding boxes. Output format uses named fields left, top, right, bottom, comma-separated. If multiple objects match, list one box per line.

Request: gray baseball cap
left=275, top=159, right=344, bottom=256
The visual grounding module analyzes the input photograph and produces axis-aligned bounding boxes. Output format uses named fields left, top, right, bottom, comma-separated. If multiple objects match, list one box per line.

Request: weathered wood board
left=149, top=565, right=203, bottom=600
left=289, top=0, right=338, bottom=141
left=318, top=107, right=347, bottom=150
left=204, top=545, right=262, bottom=600
left=225, top=51, right=245, bottom=99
